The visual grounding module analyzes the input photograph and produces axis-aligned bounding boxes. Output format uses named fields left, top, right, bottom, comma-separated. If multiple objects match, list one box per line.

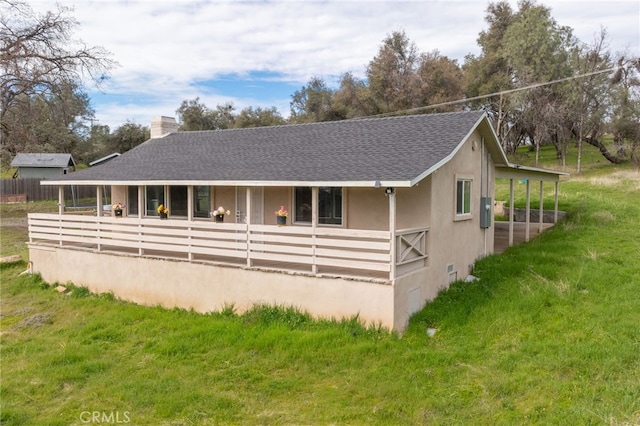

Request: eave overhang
left=40, top=179, right=415, bottom=188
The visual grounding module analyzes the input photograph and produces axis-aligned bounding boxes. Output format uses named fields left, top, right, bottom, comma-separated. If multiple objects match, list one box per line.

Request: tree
left=0, top=0, right=116, bottom=164
left=366, top=30, right=421, bottom=113
left=78, top=124, right=111, bottom=164
left=463, top=1, right=519, bottom=151
left=176, top=97, right=216, bottom=131
left=600, top=57, right=640, bottom=166
left=108, top=121, right=149, bottom=154
left=0, top=80, right=91, bottom=163
left=176, top=98, right=237, bottom=130
left=332, top=72, right=377, bottom=118
left=500, top=0, right=575, bottom=165
left=415, top=50, right=465, bottom=112
left=290, top=77, right=343, bottom=123
left=561, top=30, right=615, bottom=171
left=234, top=106, right=285, bottom=128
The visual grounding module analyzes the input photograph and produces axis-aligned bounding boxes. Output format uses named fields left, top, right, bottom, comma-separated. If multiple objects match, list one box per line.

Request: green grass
left=0, top=200, right=58, bottom=260
left=1, top=164, right=639, bottom=424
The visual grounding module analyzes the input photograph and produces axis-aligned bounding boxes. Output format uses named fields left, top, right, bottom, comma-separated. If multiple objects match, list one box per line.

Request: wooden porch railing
left=27, top=214, right=427, bottom=281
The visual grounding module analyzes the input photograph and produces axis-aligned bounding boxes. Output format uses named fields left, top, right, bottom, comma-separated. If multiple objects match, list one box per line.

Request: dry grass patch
left=592, top=210, right=616, bottom=223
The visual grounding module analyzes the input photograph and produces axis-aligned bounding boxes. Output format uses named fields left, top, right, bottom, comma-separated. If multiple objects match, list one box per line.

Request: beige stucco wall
left=427, top=131, right=494, bottom=290
left=264, top=187, right=291, bottom=225
left=347, top=188, right=389, bottom=230
left=29, top=245, right=396, bottom=330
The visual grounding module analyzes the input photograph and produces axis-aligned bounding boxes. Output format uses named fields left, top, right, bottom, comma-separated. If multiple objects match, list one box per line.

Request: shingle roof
left=11, top=153, right=75, bottom=168
left=57, top=110, right=494, bottom=186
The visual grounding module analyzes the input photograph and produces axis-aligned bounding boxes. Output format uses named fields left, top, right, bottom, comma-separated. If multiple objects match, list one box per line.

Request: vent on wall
left=447, top=264, right=457, bottom=283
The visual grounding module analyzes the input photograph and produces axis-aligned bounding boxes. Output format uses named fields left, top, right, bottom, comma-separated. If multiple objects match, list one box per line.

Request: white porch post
left=525, top=180, right=531, bottom=242
left=509, top=179, right=514, bottom=247
left=187, top=186, right=194, bottom=261
left=311, top=187, right=318, bottom=274
left=138, top=186, right=144, bottom=219
left=138, top=185, right=144, bottom=256
left=96, top=186, right=103, bottom=217
left=58, top=186, right=64, bottom=215
left=539, top=181, right=544, bottom=233
left=187, top=186, right=194, bottom=221
left=58, top=186, right=64, bottom=246
left=96, top=185, right=103, bottom=251
left=246, top=186, right=252, bottom=268
left=554, top=181, right=559, bottom=224
left=389, top=189, right=397, bottom=281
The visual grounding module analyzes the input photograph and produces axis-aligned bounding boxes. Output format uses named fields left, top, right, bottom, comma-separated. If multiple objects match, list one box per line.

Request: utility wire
left=364, top=66, right=618, bottom=118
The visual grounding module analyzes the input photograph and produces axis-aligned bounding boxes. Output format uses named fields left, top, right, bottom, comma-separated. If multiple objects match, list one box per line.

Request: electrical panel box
left=480, top=197, right=492, bottom=229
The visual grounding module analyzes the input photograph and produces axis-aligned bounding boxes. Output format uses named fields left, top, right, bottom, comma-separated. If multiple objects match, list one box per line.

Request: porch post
left=187, top=186, right=194, bottom=261
left=96, top=185, right=103, bottom=251
left=554, top=181, right=559, bottom=224
left=246, top=186, right=252, bottom=268
left=389, top=189, right=397, bottom=281
left=96, top=186, right=103, bottom=217
left=525, top=179, right=531, bottom=242
left=138, top=186, right=144, bottom=219
left=58, top=186, right=64, bottom=246
left=509, top=179, right=514, bottom=247
left=311, top=187, right=318, bottom=274
left=58, top=186, right=64, bottom=215
left=187, top=186, right=194, bottom=221
left=138, top=185, right=144, bottom=256
left=539, top=181, right=544, bottom=233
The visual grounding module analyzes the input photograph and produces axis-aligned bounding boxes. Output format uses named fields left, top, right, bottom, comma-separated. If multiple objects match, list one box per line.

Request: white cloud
left=28, top=0, right=640, bottom=128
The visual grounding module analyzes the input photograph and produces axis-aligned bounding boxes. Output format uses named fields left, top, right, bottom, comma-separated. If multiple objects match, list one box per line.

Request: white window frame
left=455, top=176, right=473, bottom=220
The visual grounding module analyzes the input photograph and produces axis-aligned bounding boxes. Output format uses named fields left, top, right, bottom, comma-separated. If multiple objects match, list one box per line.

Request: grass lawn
left=1, top=164, right=639, bottom=425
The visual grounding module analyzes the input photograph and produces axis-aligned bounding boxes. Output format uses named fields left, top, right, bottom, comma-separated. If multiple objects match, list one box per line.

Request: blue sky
left=29, top=0, right=640, bottom=130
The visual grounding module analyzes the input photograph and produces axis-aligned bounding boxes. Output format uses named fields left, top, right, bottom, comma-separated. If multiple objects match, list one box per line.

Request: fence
left=0, top=178, right=110, bottom=202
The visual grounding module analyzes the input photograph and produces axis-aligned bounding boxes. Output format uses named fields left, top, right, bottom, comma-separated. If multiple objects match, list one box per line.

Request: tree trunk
left=584, top=137, right=626, bottom=164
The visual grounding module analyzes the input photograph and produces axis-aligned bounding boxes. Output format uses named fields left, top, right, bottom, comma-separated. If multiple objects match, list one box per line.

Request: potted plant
left=211, top=206, right=231, bottom=223
left=112, top=203, right=124, bottom=217
left=157, top=204, right=169, bottom=219
left=275, top=205, right=288, bottom=225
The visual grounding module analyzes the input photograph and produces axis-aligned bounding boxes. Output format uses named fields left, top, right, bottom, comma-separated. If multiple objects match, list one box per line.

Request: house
left=27, top=111, right=565, bottom=332
left=11, top=153, right=76, bottom=179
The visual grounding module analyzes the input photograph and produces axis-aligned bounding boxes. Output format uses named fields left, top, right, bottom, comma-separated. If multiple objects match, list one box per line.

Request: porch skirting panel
left=28, top=244, right=397, bottom=330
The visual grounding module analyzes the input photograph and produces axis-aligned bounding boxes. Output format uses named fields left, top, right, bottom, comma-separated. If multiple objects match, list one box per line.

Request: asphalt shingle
left=61, top=110, right=486, bottom=184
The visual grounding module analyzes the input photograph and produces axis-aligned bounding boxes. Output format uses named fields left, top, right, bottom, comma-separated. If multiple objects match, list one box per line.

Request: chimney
left=150, top=116, right=179, bottom=138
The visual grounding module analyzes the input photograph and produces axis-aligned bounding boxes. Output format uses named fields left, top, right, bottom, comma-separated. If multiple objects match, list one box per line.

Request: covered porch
left=495, top=164, right=567, bottom=253
left=28, top=184, right=429, bottom=283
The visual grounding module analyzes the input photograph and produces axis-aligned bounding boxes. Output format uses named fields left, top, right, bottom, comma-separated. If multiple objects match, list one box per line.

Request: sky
left=27, top=0, right=640, bottom=130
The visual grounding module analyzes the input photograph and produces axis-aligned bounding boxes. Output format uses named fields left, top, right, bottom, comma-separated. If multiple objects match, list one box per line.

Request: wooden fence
left=0, top=178, right=110, bottom=202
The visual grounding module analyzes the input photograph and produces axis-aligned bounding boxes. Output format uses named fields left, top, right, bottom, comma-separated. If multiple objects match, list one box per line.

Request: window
left=456, top=179, right=472, bottom=216
left=128, top=186, right=138, bottom=215
left=294, top=186, right=342, bottom=225
left=294, top=187, right=312, bottom=223
left=194, top=186, right=211, bottom=218
left=318, top=187, right=342, bottom=225
left=169, top=186, right=188, bottom=217
left=146, top=185, right=164, bottom=216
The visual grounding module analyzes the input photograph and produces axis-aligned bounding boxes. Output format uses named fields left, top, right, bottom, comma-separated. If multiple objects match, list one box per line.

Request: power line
left=364, top=66, right=618, bottom=119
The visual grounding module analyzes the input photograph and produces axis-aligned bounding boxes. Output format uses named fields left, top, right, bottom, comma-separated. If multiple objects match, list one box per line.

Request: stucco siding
left=29, top=244, right=397, bottom=329
left=428, top=131, right=494, bottom=288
